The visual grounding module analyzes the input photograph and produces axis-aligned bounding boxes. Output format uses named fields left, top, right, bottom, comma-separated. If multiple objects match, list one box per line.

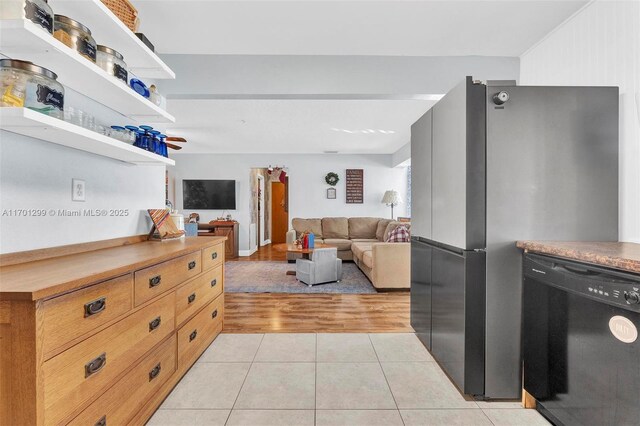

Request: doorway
left=257, top=174, right=267, bottom=246
left=271, top=178, right=289, bottom=244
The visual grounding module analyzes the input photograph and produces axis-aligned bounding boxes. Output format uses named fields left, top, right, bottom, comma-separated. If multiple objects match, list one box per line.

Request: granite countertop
left=516, top=241, right=640, bottom=274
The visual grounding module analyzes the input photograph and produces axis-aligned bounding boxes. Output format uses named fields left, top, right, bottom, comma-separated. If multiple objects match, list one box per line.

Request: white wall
left=169, top=153, right=408, bottom=254
left=0, top=85, right=167, bottom=254
left=520, top=0, right=640, bottom=242
left=0, top=134, right=165, bottom=254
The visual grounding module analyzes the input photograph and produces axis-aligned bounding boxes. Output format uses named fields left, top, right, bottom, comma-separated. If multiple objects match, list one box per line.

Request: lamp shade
left=381, top=190, right=402, bottom=205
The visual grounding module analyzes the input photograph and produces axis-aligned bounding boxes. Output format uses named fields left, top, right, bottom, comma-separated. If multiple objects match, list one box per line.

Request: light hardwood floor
left=224, top=245, right=412, bottom=333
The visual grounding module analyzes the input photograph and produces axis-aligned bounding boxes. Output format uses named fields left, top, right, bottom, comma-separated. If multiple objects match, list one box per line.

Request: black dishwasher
left=523, top=254, right=640, bottom=426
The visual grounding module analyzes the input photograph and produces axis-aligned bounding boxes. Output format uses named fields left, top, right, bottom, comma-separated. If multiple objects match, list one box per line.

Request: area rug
left=224, top=261, right=377, bottom=294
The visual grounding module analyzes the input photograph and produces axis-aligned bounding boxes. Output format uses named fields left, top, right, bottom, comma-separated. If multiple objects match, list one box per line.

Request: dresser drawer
left=134, top=251, right=202, bottom=306
left=176, top=265, right=223, bottom=326
left=202, top=243, right=224, bottom=271
left=177, top=294, right=223, bottom=369
left=42, top=274, right=134, bottom=355
left=68, top=335, right=177, bottom=426
left=43, top=293, right=176, bottom=425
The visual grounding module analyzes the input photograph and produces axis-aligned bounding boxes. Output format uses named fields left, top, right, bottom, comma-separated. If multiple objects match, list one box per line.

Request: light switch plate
left=72, top=179, right=86, bottom=201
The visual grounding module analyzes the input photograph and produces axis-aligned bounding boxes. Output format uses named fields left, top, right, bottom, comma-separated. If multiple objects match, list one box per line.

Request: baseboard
left=263, top=239, right=271, bottom=245
left=239, top=248, right=257, bottom=257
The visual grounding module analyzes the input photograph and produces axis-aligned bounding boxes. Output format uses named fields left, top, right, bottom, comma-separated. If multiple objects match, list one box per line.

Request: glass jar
left=0, top=59, right=64, bottom=119
left=124, top=125, right=138, bottom=144
left=96, top=45, right=128, bottom=84
left=109, top=126, right=127, bottom=142
left=53, top=15, right=96, bottom=63
left=149, top=84, right=165, bottom=107
left=0, top=0, right=54, bottom=34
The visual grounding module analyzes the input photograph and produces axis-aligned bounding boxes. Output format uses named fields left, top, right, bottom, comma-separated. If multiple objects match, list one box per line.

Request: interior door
left=271, top=181, right=288, bottom=243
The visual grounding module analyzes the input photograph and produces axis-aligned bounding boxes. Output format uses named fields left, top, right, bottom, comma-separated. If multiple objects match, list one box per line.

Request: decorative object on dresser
left=0, top=236, right=226, bottom=425
left=147, top=208, right=185, bottom=240
left=381, top=190, right=403, bottom=220
left=345, top=169, right=364, bottom=204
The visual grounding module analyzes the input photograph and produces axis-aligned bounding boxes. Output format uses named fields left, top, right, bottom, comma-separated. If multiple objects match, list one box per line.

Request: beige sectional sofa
left=286, top=217, right=410, bottom=290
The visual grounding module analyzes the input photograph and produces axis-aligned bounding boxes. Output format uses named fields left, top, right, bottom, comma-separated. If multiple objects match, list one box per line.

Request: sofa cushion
left=351, top=238, right=378, bottom=242
left=322, top=238, right=352, bottom=251
left=376, top=219, right=393, bottom=241
left=292, top=218, right=323, bottom=239
left=322, top=217, right=349, bottom=239
left=384, top=221, right=411, bottom=242
left=351, top=241, right=374, bottom=259
left=362, top=251, right=374, bottom=268
left=348, top=217, right=380, bottom=239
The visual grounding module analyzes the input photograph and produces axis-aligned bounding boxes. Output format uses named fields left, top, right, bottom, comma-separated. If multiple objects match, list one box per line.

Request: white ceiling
left=164, top=99, right=436, bottom=154
left=138, top=0, right=587, bottom=155
left=136, top=0, right=587, bottom=56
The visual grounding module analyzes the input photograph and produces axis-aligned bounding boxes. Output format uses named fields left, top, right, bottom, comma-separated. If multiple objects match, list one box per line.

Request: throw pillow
left=383, top=221, right=411, bottom=241
left=386, top=225, right=410, bottom=243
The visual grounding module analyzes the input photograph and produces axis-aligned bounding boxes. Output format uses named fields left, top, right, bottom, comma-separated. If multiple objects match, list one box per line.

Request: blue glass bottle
left=133, top=129, right=145, bottom=149
left=149, top=130, right=161, bottom=154
left=158, top=134, right=168, bottom=157
left=140, top=130, right=152, bottom=151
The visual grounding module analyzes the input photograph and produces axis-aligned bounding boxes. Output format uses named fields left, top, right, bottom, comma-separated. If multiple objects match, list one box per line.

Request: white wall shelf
left=51, top=0, right=175, bottom=79
left=0, top=20, right=175, bottom=123
left=0, top=108, right=175, bottom=166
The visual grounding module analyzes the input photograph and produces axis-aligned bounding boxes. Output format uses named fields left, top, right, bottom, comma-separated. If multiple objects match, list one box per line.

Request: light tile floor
left=149, top=333, right=550, bottom=426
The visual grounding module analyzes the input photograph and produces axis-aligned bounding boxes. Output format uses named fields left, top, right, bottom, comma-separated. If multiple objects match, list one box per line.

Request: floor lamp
left=381, top=190, right=402, bottom=220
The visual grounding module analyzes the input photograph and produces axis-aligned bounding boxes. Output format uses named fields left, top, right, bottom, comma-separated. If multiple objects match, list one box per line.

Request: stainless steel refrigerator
left=410, top=76, right=619, bottom=399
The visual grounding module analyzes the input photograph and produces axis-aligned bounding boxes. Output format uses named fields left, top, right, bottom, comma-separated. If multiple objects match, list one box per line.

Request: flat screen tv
left=182, top=180, right=236, bottom=210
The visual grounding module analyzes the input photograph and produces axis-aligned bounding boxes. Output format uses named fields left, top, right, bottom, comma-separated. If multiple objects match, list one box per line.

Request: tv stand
left=198, top=221, right=239, bottom=259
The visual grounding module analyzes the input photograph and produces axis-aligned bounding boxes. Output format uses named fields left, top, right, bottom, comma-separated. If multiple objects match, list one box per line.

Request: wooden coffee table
left=274, top=243, right=331, bottom=275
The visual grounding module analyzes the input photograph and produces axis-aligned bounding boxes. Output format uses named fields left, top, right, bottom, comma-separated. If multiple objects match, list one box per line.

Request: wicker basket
left=101, top=0, right=138, bottom=32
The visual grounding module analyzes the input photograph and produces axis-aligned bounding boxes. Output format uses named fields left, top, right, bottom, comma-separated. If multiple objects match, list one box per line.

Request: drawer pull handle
left=84, top=297, right=106, bottom=317
left=211, top=252, right=218, bottom=260
left=188, top=293, right=196, bottom=304
left=149, top=275, right=162, bottom=287
left=85, top=353, right=107, bottom=378
left=149, top=363, right=162, bottom=381
left=149, top=316, right=162, bottom=331
left=212, top=309, right=218, bottom=319
left=94, top=415, right=106, bottom=426
left=211, top=278, right=217, bottom=287
left=188, top=261, right=197, bottom=270
left=189, top=330, right=198, bottom=342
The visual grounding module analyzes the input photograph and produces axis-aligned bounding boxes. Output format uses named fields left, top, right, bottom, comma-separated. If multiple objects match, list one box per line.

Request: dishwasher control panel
left=524, top=254, right=640, bottom=313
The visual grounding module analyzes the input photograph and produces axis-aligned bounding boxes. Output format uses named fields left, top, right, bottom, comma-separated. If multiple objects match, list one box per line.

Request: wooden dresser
left=0, top=236, right=226, bottom=425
